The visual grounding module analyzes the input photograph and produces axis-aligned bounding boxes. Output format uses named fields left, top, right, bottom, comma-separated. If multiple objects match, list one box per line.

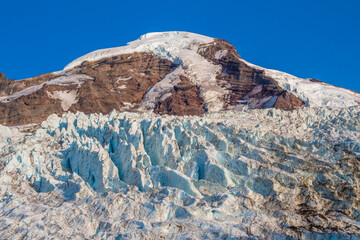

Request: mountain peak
left=64, top=31, right=214, bottom=70
left=137, top=31, right=212, bottom=40
left=0, top=32, right=359, bottom=126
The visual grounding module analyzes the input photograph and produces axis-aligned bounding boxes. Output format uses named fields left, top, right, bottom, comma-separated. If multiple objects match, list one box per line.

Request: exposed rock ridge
left=0, top=53, right=176, bottom=125
left=197, top=39, right=304, bottom=110
left=154, top=75, right=206, bottom=115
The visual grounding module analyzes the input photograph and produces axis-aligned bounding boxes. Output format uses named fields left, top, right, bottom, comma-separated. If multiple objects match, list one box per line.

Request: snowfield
left=0, top=107, right=360, bottom=239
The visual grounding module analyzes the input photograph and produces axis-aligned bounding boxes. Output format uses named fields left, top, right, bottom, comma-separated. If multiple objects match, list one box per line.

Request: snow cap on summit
left=64, top=31, right=214, bottom=70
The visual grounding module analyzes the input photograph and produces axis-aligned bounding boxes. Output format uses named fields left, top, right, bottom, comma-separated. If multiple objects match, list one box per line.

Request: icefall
left=0, top=107, right=359, bottom=239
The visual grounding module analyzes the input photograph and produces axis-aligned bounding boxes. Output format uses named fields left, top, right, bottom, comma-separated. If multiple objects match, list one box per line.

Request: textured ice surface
left=0, top=107, right=360, bottom=239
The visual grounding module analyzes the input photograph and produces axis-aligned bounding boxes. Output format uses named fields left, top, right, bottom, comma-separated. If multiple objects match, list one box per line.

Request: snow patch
left=0, top=85, right=43, bottom=103
left=116, top=76, right=132, bottom=82
left=159, top=92, right=172, bottom=101
left=47, top=90, right=78, bottom=111
left=215, top=50, right=228, bottom=59
left=262, top=96, right=278, bottom=108
left=47, top=74, right=93, bottom=87
left=0, top=74, right=92, bottom=103
left=122, top=102, right=136, bottom=109
left=141, top=67, right=184, bottom=110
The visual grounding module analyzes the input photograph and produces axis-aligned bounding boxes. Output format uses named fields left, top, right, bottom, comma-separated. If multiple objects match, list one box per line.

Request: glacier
left=0, top=107, right=360, bottom=239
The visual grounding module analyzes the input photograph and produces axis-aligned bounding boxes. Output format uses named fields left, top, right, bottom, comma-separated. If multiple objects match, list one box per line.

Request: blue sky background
left=1, top=0, right=359, bottom=92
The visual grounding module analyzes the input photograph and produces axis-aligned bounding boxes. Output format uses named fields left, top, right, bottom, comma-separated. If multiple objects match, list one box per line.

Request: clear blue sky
left=1, top=0, right=359, bottom=92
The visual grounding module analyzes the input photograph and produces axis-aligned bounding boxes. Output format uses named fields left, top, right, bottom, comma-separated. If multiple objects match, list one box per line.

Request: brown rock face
left=273, top=91, right=304, bottom=110
left=197, top=39, right=304, bottom=110
left=72, top=52, right=177, bottom=115
left=154, top=76, right=206, bottom=115
left=0, top=73, right=12, bottom=96
left=0, top=72, right=57, bottom=97
left=0, top=84, right=65, bottom=126
left=309, top=78, right=323, bottom=83
left=0, top=53, right=177, bottom=126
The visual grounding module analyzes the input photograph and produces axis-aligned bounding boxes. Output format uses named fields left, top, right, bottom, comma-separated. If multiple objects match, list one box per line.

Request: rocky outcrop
left=154, top=75, right=206, bottom=115
left=0, top=72, right=57, bottom=97
left=198, top=39, right=304, bottom=110
left=274, top=90, right=304, bottom=110
left=0, top=73, right=12, bottom=96
left=73, top=52, right=177, bottom=114
left=0, top=53, right=176, bottom=125
left=0, top=84, right=64, bottom=126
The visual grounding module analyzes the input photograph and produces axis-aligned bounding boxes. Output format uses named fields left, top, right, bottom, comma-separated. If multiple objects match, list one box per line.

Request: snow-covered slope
left=1, top=107, right=360, bottom=239
left=242, top=59, right=360, bottom=108
left=65, top=32, right=214, bottom=70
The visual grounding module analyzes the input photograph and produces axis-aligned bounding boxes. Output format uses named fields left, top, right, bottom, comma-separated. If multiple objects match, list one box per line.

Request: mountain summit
left=1, top=31, right=359, bottom=125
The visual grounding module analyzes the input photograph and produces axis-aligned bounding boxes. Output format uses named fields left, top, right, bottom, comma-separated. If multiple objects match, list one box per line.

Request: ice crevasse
left=0, top=107, right=360, bottom=239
